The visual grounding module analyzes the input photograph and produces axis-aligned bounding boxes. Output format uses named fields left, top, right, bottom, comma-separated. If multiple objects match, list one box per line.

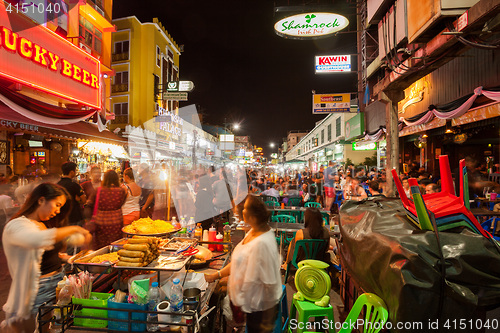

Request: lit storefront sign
left=352, top=142, right=377, bottom=151
left=315, top=55, right=351, bottom=73
left=274, top=12, right=349, bottom=39
left=157, top=106, right=183, bottom=139
left=0, top=3, right=101, bottom=108
left=345, top=113, right=364, bottom=140
left=313, top=93, right=350, bottom=114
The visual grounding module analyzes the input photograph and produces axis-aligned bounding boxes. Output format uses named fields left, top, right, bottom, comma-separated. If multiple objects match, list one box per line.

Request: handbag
left=84, top=188, right=101, bottom=233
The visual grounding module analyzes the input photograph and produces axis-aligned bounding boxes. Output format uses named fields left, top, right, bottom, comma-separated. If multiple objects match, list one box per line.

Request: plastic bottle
left=223, top=223, right=231, bottom=253
left=187, top=217, right=196, bottom=238
left=169, top=278, right=183, bottom=324
left=172, top=216, right=180, bottom=230
left=180, top=217, right=187, bottom=237
left=208, top=225, right=216, bottom=251
left=147, top=282, right=162, bottom=332
left=216, top=232, right=223, bottom=251
left=194, top=223, right=203, bottom=241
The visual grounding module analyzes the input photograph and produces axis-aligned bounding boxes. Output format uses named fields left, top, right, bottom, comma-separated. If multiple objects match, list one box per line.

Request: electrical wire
left=446, top=22, right=500, bottom=50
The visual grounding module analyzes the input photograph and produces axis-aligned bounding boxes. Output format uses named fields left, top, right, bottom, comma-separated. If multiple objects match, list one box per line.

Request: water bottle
left=187, top=217, right=196, bottom=238
left=147, top=282, right=162, bottom=332
left=180, top=217, right=187, bottom=237
left=169, top=278, right=183, bottom=324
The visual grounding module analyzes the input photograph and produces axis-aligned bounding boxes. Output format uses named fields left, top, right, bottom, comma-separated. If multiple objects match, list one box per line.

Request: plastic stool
left=288, top=298, right=335, bottom=333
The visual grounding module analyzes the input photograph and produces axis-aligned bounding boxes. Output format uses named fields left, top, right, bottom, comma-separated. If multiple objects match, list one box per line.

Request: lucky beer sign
left=0, top=2, right=101, bottom=109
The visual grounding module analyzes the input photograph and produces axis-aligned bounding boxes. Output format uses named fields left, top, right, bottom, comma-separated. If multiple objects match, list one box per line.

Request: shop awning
left=0, top=102, right=126, bottom=145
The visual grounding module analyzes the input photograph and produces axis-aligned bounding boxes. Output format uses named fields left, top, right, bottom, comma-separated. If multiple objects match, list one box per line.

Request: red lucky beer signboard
left=0, top=2, right=101, bottom=109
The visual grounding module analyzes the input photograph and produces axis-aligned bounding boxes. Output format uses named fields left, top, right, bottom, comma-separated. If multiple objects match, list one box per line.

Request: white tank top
left=122, top=184, right=140, bottom=216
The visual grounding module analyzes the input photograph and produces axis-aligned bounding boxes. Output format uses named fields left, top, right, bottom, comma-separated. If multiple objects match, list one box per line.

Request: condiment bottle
left=202, top=230, right=209, bottom=248
left=194, top=223, right=203, bottom=241
left=223, top=223, right=231, bottom=253
left=208, top=225, right=216, bottom=251
left=216, top=232, right=223, bottom=251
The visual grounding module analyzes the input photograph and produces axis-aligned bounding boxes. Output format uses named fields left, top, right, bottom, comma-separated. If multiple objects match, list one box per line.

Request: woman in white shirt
left=206, top=195, right=282, bottom=332
left=1, top=183, right=91, bottom=333
left=121, top=168, right=141, bottom=226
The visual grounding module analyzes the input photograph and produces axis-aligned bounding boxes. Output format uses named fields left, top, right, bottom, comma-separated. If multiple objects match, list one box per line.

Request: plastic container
left=147, top=282, right=162, bottom=332
left=180, top=217, right=187, bottom=237
left=187, top=217, right=196, bottom=238
left=216, top=232, right=223, bottom=251
left=208, top=225, right=216, bottom=251
left=169, top=278, right=183, bottom=324
left=108, top=297, right=147, bottom=332
left=72, top=292, right=112, bottom=328
left=202, top=230, right=209, bottom=248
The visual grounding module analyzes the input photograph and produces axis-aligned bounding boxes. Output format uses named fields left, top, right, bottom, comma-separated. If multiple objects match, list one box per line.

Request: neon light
left=0, top=2, right=101, bottom=109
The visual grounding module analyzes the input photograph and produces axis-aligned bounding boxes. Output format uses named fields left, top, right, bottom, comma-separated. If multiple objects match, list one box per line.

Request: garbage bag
left=338, top=196, right=500, bottom=332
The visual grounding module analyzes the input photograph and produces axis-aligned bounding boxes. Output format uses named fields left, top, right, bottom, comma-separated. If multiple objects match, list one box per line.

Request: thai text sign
left=315, top=55, right=351, bottom=73
left=0, top=3, right=101, bottom=108
left=274, top=12, right=349, bottom=39
left=313, top=93, right=350, bottom=114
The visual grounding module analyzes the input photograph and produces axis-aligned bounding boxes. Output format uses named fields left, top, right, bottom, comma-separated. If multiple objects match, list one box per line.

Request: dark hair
left=11, top=183, right=71, bottom=227
left=61, top=161, right=77, bottom=176
left=209, top=166, right=215, bottom=173
left=368, top=180, right=380, bottom=192
left=123, top=167, right=135, bottom=181
left=304, top=208, right=324, bottom=239
left=102, top=170, right=120, bottom=187
left=419, top=178, right=432, bottom=186
left=244, top=195, right=270, bottom=225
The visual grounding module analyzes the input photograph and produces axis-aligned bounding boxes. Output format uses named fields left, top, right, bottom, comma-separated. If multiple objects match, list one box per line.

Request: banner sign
left=0, top=2, right=101, bottom=108
left=315, top=55, right=351, bottom=73
left=313, top=93, right=350, bottom=114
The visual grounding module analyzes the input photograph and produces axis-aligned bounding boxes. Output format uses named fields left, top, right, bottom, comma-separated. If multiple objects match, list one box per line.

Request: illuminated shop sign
left=0, top=3, right=101, bottom=108
left=352, top=142, right=377, bottom=151
left=313, top=93, right=350, bottom=114
left=315, top=55, right=351, bottom=73
left=274, top=12, right=349, bottom=39
left=157, top=106, right=183, bottom=139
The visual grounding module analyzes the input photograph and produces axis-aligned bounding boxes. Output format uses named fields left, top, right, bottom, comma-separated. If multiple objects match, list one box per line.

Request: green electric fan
left=293, top=259, right=331, bottom=307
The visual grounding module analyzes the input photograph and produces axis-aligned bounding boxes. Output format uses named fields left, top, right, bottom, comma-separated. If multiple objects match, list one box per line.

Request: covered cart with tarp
left=337, top=197, right=500, bottom=332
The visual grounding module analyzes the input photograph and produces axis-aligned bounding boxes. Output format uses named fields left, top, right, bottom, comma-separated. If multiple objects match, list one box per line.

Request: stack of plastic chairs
left=391, top=155, right=497, bottom=244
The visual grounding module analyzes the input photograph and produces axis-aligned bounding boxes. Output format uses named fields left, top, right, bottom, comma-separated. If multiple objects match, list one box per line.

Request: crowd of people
left=1, top=156, right=499, bottom=332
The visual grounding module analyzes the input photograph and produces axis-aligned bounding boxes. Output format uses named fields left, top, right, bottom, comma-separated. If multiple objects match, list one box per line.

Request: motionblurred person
left=121, top=168, right=141, bottom=226
left=58, top=162, right=85, bottom=226
left=1, top=183, right=91, bottom=332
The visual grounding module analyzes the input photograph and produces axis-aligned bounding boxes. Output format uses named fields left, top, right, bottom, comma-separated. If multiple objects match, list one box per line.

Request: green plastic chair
left=265, top=200, right=280, bottom=208
left=288, top=197, right=301, bottom=207
left=273, top=214, right=296, bottom=224
left=262, top=195, right=279, bottom=203
left=284, top=239, right=328, bottom=283
left=305, top=202, right=321, bottom=208
left=338, top=293, right=389, bottom=333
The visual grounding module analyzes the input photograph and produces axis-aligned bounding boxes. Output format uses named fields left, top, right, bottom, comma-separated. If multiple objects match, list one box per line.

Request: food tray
left=160, top=237, right=198, bottom=251
left=114, top=253, right=192, bottom=271
left=121, top=226, right=181, bottom=237
left=72, top=246, right=119, bottom=274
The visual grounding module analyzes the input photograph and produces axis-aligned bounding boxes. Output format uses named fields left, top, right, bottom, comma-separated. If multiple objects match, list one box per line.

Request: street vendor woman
left=1, top=183, right=92, bottom=333
left=206, top=195, right=282, bottom=333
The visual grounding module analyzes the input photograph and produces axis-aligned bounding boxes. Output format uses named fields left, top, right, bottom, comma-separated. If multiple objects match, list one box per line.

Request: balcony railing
left=111, top=84, right=128, bottom=93
left=112, top=52, right=129, bottom=62
left=111, top=115, right=129, bottom=124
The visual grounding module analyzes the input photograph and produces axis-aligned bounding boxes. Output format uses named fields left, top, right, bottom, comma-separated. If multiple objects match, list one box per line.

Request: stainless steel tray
left=160, top=237, right=198, bottom=251
left=121, top=227, right=181, bottom=237
left=72, top=245, right=119, bottom=274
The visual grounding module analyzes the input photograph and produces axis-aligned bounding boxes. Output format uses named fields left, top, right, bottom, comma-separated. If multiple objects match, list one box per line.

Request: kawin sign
left=0, top=2, right=101, bottom=109
left=274, top=12, right=349, bottom=39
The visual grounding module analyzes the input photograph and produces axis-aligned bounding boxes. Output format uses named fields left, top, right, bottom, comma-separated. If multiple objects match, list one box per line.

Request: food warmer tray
left=72, top=245, right=119, bottom=274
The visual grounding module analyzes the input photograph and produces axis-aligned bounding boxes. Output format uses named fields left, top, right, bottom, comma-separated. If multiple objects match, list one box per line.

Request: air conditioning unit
left=407, top=0, right=480, bottom=43
left=79, top=42, right=92, bottom=54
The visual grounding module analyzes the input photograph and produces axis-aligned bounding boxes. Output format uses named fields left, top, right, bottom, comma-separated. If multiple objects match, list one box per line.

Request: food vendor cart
left=37, top=219, right=232, bottom=332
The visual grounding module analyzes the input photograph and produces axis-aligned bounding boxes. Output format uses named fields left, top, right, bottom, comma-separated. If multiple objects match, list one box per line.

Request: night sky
left=113, top=0, right=358, bottom=154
